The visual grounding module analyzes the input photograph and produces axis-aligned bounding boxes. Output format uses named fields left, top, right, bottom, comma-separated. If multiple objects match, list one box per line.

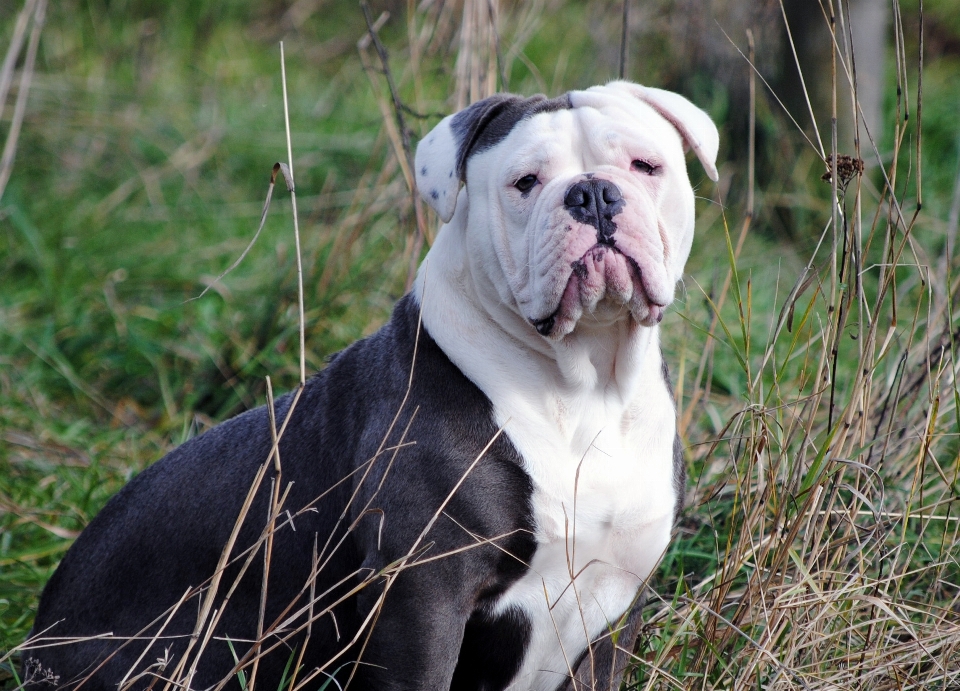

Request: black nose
left=563, top=179, right=624, bottom=245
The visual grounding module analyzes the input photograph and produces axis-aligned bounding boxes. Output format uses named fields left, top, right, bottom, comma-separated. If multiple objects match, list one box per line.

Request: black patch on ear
left=451, top=93, right=572, bottom=183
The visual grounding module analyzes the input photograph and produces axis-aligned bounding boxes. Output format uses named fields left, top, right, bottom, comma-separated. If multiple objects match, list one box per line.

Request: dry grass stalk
left=0, top=0, right=46, bottom=203
left=455, top=0, right=500, bottom=109
left=190, top=160, right=290, bottom=304
left=0, top=0, right=38, bottom=124
left=278, top=42, right=307, bottom=388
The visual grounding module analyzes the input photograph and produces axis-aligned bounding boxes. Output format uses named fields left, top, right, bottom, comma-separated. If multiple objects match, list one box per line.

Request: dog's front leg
left=348, top=561, right=474, bottom=691
left=559, top=593, right=646, bottom=691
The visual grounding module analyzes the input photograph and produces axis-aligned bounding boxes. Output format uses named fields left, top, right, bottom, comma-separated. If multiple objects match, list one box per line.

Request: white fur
left=572, top=81, right=721, bottom=183
left=413, top=82, right=717, bottom=690
left=414, top=114, right=462, bottom=223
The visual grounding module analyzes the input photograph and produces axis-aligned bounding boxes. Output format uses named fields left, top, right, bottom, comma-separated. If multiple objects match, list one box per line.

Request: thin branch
left=359, top=1, right=428, bottom=292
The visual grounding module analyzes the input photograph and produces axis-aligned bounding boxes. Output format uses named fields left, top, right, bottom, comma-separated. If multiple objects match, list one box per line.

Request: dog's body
left=24, top=81, right=718, bottom=691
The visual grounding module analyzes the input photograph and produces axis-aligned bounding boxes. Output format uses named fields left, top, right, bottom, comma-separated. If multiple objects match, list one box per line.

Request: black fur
left=22, top=295, right=538, bottom=691
left=661, top=355, right=687, bottom=522
left=450, top=93, right=572, bottom=183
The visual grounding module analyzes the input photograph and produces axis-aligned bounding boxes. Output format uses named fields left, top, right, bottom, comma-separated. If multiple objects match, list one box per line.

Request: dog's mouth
left=530, top=244, right=666, bottom=338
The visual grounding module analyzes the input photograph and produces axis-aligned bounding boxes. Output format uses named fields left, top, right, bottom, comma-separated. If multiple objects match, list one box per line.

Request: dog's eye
left=514, top=174, right=539, bottom=193
left=631, top=160, right=660, bottom=175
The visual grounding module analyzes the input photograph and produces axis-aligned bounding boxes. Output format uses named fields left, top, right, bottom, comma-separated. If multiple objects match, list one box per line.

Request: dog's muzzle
left=530, top=178, right=667, bottom=338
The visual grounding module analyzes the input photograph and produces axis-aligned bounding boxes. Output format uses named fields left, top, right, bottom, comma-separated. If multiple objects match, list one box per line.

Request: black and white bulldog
left=23, top=81, right=718, bottom=691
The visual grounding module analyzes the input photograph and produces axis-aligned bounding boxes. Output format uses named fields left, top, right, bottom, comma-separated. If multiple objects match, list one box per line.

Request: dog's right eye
left=514, top=175, right=539, bottom=193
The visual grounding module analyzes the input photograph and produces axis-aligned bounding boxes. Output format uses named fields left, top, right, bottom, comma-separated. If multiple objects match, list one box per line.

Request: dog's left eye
left=632, top=160, right=660, bottom=175
left=514, top=175, right=539, bottom=193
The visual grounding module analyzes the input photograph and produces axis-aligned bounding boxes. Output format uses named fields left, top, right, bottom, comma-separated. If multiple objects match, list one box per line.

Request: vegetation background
left=1, top=0, right=959, bottom=688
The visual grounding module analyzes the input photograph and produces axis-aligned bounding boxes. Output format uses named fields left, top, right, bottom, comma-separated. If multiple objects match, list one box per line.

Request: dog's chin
left=597, top=298, right=665, bottom=326
left=530, top=245, right=667, bottom=339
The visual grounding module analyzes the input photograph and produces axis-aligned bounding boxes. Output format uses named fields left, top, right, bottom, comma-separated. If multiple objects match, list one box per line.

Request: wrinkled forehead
left=468, top=95, right=682, bottom=177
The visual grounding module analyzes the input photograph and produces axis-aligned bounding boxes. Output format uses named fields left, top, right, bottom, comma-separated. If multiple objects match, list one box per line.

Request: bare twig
left=358, top=2, right=428, bottom=292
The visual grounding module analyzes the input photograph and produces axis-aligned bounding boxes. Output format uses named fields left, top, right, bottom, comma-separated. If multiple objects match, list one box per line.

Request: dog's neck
left=414, top=229, right=667, bottom=450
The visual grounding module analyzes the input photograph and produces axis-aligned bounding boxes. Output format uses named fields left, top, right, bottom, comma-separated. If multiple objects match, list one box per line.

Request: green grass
left=3, top=0, right=960, bottom=688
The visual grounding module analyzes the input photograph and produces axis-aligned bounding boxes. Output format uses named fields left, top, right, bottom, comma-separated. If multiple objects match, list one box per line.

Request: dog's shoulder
left=328, top=295, right=535, bottom=556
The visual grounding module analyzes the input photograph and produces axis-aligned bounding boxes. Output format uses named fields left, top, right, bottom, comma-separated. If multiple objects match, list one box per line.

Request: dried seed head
left=821, top=154, right=865, bottom=191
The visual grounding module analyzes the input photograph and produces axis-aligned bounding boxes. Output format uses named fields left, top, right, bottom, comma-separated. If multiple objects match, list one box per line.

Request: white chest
left=494, top=377, right=678, bottom=691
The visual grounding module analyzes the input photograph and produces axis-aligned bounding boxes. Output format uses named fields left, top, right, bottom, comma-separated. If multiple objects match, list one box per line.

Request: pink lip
left=532, top=245, right=667, bottom=336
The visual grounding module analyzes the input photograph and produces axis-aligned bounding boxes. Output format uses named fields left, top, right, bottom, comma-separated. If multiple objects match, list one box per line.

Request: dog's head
left=415, top=81, right=718, bottom=340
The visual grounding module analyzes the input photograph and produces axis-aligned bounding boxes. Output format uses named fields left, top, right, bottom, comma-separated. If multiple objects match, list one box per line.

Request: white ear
left=600, top=81, right=720, bottom=182
left=633, top=84, right=719, bottom=181
left=415, top=114, right=461, bottom=223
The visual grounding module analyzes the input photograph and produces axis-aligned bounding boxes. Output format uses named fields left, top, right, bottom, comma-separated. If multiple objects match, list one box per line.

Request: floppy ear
left=414, top=93, right=542, bottom=223
left=633, top=84, right=720, bottom=182
left=415, top=95, right=520, bottom=223
left=414, top=112, right=463, bottom=223
left=599, top=81, right=720, bottom=182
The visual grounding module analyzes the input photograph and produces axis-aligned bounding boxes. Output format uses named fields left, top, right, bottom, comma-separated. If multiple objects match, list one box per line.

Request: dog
left=23, top=80, right=718, bottom=691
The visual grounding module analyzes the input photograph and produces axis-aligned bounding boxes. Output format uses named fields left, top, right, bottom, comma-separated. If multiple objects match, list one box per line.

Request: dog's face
left=415, top=81, right=719, bottom=341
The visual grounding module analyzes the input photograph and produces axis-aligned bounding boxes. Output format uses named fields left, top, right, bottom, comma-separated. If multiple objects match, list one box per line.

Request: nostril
left=564, top=184, right=592, bottom=209
left=601, top=184, right=622, bottom=204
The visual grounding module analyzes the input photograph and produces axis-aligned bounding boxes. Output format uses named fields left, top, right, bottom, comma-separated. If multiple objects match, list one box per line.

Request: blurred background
left=2, top=0, right=959, bottom=687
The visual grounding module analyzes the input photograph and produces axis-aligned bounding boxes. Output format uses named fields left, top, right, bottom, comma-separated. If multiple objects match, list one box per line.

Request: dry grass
left=3, top=0, right=959, bottom=689
left=642, top=2, right=960, bottom=686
